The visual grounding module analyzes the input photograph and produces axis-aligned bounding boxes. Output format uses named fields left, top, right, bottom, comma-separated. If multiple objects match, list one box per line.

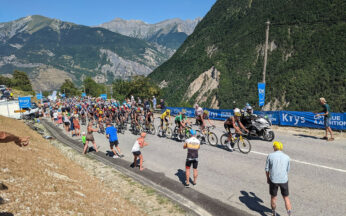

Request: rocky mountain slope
left=0, top=15, right=172, bottom=91
left=99, top=17, right=201, bottom=50
left=149, top=0, right=346, bottom=112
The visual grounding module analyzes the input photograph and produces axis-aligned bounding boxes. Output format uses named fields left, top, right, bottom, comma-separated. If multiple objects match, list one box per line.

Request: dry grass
left=0, top=116, right=143, bottom=215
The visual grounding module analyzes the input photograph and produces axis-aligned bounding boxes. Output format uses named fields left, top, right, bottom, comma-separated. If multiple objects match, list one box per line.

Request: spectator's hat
left=273, top=141, right=283, bottom=150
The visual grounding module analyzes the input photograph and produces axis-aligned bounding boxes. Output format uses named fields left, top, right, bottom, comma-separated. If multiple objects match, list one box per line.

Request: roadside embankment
left=0, top=116, right=187, bottom=215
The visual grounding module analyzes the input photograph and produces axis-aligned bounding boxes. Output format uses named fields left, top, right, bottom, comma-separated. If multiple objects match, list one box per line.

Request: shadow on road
left=175, top=169, right=193, bottom=185
left=239, top=191, right=276, bottom=216
left=0, top=213, right=14, bottom=216
left=293, top=134, right=322, bottom=140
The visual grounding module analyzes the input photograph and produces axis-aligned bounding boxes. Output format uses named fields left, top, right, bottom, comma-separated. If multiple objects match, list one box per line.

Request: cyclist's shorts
left=185, top=159, right=198, bottom=169
left=161, top=117, right=168, bottom=124
left=224, top=123, right=233, bottom=130
left=196, top=118, right=203, bottom=126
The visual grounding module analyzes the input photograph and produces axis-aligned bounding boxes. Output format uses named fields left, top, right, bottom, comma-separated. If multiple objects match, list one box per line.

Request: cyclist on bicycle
left=160, top=109, right=171, bottom=130
left=175, top=110, right=190, bottom=135
left=224, top=108, right=249, bottom=144
left=145, top=108, right=154, bottom=127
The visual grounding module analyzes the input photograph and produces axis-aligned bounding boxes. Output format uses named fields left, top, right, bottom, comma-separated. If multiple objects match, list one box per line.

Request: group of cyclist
left=158, top=103, right=256, bottom=145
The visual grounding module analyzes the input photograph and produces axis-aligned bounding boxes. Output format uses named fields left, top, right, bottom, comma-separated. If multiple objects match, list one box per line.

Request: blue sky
left=0, top=0, right=216, bottom=25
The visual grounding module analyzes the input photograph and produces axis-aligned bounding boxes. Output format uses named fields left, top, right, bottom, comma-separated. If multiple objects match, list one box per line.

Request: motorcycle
left=242, top=114, right=275, bottom=141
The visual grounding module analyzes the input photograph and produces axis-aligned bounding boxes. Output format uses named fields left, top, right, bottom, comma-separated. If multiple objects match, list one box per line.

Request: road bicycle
left=220, top=132, right=251, bottom=154
left=158, top=121, right=172, bottom=138
left=172, top=124, right=193, bottom=141
left=196, top=126, right=218, bottom=146
left=142, top=121, right=156, bottom=135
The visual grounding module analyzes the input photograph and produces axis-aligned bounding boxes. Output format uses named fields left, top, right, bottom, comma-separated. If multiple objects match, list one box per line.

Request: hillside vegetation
left=149, top=0, right=346, bottom=112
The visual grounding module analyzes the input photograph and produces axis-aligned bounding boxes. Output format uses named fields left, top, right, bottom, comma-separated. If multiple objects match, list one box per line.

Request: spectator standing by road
left=183, top=129, right=200, bottom=188
left=265, top=141, right=292, bottom=216
left=83, top=122, right=99, bottom=154
left=105, top=121, right=124, bottom=158
left=315, top=97, right=334, bottom=141
left=152, top=96, right=157, bottom=110
left=131, top=132, right=148, bottom=171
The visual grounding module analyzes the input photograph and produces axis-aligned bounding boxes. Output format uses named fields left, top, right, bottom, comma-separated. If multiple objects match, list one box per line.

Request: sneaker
left=192, top=182, right=196, bottom=186
left=119, top=154, right=125, bottom=158
left=113, top=155, right=119, bottom=158
left=272, top=210, right=276, bottom=216
left=185, top=183, right=190, bottom=188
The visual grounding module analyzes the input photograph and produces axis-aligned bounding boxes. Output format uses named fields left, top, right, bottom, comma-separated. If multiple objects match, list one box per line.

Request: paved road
left=53, top=118, right=346, bottom=216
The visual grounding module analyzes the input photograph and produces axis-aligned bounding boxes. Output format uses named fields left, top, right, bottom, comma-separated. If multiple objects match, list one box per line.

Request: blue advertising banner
left=258, top=82, right=265, bottom=107
left=166, top=107, right=346, bottom=130
left=18, top=97, right=31, bottom=109
left=82, top=92, right=86, bottom=97
left=36, top=94, right=42, bottom=100
left=100, top=94, right=107, bottom=100
left=279, top=111, right=346, bottom=130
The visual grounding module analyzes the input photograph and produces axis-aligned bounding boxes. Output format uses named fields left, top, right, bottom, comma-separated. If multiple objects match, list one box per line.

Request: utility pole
left=262, top=20, right=270, bottom=83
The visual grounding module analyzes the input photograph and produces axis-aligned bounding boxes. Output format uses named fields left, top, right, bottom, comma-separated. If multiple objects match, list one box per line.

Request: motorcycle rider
left=241, top=106, right=257, bottom=133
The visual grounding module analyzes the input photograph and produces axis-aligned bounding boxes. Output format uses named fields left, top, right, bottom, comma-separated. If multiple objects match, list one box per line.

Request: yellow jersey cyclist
left=160, top=109, right=171, bottom=130
left=175, top=110, right=190, bottom=135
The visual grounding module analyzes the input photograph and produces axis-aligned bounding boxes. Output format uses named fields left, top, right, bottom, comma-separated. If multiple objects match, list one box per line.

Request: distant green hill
left=0, top=15, right=171, bottom=91
left=149, top=0, right=346, bottom=112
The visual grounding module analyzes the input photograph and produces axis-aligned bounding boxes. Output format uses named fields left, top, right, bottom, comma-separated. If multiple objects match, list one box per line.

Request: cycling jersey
left=175, top=114, right=187, bottom=122
left=161, top=110, right=170, bottom=119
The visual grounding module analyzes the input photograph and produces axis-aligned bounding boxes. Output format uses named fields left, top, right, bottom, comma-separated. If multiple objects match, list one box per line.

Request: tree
left=83, top=77, right=105, bottom=97
left=12, top=70, right=33, bottom=92
left=60, top=79, right=80, bottom=97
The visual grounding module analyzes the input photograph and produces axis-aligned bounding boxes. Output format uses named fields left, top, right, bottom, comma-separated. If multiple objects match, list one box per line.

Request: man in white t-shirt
left=183, top=130, right=200, bottom=188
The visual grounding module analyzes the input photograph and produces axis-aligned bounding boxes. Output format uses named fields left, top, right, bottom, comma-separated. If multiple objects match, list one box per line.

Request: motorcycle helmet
left=246, top=105, right=253, bottom=114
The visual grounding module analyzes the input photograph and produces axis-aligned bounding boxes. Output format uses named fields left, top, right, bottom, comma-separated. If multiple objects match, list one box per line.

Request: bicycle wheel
left=220, top=134, right=230, bottom=146
left=166, top=127, right=173, bottom=139
left=207, top=132, right=218, bottom=146
left=237, top=137, right=251, bottom=154
left=149, top=124, right=156, bottom=135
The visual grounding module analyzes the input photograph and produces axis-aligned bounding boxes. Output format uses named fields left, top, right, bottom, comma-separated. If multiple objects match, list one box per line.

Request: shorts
left=132, top=151, right=141, bottom=156
left=74, top=124, right=80, bottom=129
left=224, top=123, right=232, bottom=131
left=269, top=180, right=289, bottom=197
left=185, top=159, right=198, bottom=169
left=161, top=117, right=168, bottom=125
left=54, top=118, right=58, bottom=121
left=324, top=117, right=330, bottom=128
left=110, top=140, right=119, bottom=148
left=175, top=120, right=181, bottom=126
left=64, top=122, right=70, bottom=126
left=196, top=118, right=203, bottom=126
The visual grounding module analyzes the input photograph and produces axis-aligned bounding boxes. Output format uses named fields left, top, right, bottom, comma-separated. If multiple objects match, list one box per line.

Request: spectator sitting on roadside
left=0, top=131, right=29, bottom=147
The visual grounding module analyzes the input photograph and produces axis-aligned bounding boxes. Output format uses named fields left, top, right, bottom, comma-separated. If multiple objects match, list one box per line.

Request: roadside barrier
left=166, top=107, right=346, bottom=130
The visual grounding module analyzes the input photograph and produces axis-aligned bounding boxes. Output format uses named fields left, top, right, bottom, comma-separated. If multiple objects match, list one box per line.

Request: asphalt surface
left=44, top=118, right=346, bottom=216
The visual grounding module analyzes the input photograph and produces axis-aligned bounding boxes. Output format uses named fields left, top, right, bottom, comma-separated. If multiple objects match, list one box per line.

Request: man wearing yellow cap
left=265, top=141, right=292, bottom=216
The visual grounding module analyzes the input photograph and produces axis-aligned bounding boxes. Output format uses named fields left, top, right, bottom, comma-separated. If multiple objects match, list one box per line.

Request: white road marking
left=251, top=151, right=346, bottom=173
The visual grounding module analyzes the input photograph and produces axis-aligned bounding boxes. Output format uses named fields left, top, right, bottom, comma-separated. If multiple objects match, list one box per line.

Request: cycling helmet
left=166, top=109, right=171, bottom=114
left=204, top=110, right=209, bottom=115
left=234, top=108, right=241, bottom=117
left=182, top=109, right=186, bottom=114
left=136, top=107, right=141, bottom=113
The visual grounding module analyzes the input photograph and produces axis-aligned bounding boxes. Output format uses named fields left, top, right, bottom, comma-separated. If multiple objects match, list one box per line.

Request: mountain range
left=0, top=15, right=199, bottom=91
left=149, top=0, right=346, bottom=112
left=99, top=17, right=201, bottom=50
